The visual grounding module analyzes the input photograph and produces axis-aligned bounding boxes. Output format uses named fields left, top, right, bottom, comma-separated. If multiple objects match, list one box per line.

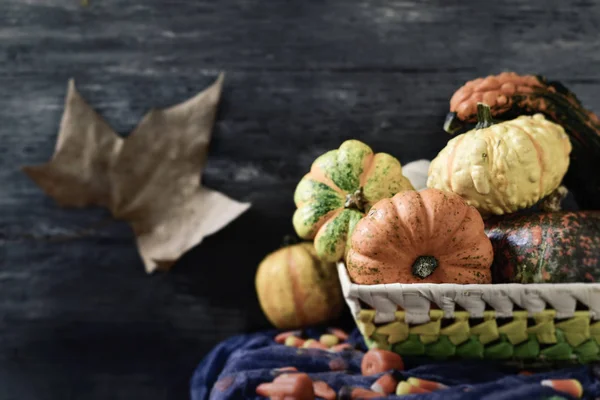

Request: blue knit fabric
left=191, top=328, right=600, bottom=400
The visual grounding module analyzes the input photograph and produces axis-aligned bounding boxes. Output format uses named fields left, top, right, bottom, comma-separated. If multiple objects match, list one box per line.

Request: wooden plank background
left=1, top=0, right=599, bottom=398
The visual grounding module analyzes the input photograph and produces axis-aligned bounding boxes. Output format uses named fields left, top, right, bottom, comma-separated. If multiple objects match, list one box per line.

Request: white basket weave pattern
left=337, top=263, right=600, bottom=325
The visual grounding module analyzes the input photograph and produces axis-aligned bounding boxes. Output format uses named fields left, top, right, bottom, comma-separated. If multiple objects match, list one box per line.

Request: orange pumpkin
left=255, top=242, right=344, bottom=329
left=346, top=189, right=493, bottom=285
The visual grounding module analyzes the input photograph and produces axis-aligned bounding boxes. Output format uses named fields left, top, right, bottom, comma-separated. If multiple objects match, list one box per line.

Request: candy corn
left=256, top=373, right=314, bottom=400
left=302, top=339, right=328, bottom=350
left=313, top=380, right=336, bottom=400
left=371, top=373, right=398, bottom=394
left=406, top=377, right=448, bottom=391
left=361, top=349, right=405, bottom=376
left=284, top=336, right=305, bottom=347
left=396, top=381, right=431, bottom=395
left=319, top=334, right=340, bottom=347
left=541, top=379, right=583, bottom=399
left=275, top=330, right=301, bottom=344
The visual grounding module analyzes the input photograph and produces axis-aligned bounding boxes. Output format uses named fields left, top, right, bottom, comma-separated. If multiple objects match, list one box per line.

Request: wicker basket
left=338, top=263, right=600, bottom=364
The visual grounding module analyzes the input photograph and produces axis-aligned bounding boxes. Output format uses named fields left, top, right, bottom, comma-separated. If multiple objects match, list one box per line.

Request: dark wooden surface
left=1, top=1, right=600, bottom=399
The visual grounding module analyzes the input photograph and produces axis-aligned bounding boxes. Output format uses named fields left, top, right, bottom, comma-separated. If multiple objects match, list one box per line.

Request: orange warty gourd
left=255, top=242, right=344, bottom=329
left=346, top=189, right=493, bottom=285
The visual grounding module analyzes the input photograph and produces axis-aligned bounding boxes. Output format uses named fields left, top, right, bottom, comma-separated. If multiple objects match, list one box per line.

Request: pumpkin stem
left=475, top=102, right=495, bottom=129
left=344, top=187, right=366, bottom=212
left=443, top=111, right=465, bottom=135
left=412, top=256, right=439, bottom=279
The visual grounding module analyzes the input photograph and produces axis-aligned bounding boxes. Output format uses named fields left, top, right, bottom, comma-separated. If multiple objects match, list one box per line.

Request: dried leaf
left=23, top=74, right=250, bottom=273
left=23, top=80, right=119, bottom=208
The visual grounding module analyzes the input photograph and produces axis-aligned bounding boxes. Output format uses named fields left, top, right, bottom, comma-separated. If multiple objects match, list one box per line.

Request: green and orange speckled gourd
left=444, top=72, right=600, bottom=210
left=293, top=140, right=414, bottom=262
left=485, top=211, right=600, bottom=284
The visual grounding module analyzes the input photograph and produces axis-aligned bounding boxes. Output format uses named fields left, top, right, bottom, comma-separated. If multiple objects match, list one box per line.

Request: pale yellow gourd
left=427, top=103, right=572, bottom=216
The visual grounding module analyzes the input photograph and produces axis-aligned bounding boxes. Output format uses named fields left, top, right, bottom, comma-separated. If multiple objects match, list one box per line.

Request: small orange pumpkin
left=346, top=189, right=493, bottom=284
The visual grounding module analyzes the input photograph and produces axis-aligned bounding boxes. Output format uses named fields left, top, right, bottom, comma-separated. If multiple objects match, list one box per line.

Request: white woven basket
left=337, top=262, right=600, bottom=324
left=337, top=262, right=600, bottom=363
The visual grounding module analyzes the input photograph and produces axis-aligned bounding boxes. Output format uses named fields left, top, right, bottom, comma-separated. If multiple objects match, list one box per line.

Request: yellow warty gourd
left=427, top=103, right=572, bottom=216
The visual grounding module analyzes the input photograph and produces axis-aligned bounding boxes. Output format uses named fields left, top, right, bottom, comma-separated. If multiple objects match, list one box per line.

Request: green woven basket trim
left=555, top=312, right=591, bottom=347
left=364, top=335, right=383, bottom=350
left=430, top=309, right=444, bottom=321
left=535, top=310, right=556, bottom=322
left=513, top=335, right=540, bottom=359
left=455, top=336, right=484, bottom=358
left=574, top=339, right=600, bottom=363
left=410, top=319, right=440, bottom=336
left=364, top=337, right=376, bottom=349
left=440, top=320, right=470, bottom=345
left=420, top=334, right=440, bottom=344
left=425, top=335, right=456, bottom=358
left=377, top=332, right=393, bottom=349
left=574, top=339, right=599, bottom=356
left=555, top=328, right=566, bottom=342
left=498, top=319, right=529, bottom=345
left=540, top=342, right=573, bottom=360
left=357, top=309, right=375, bottom=322
left=392, top=310, right=444, bottom=322
left=453, top=311, right=470, bottom=322
left=471, top=319, right=500, bottom=344
left=357, top=310, right=376, bottom=337
left=590, top=321, right=600, bottom=344
left=366, top=332, right=392, bottom=350
left=512, top=311, right=528, bottom=321
left=450, top=332, right=471, bottom=346
left=392, top=334, right=425, bottom=356
left=483, top=311, right=496, bottom=320
left=376, top=321, right=409, bottom=344
left=483, top=336, right=514, bottom=359
left=579, top=354, right=600, bottom=363
left=528, top=320, right=556, bottom=344
left=358, top=306, right=600, bottom=362
left=395, top=311, right=406, bottom=321
left=357, top=321, right=376, bottom=337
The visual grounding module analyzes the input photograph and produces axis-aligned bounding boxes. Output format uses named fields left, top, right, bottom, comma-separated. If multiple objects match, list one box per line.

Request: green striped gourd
left=293, top=140, right=414, bottom=262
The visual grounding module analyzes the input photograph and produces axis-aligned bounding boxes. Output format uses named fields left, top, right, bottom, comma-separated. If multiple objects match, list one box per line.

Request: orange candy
left=371, top=373, right=398, bottom=394
left=361, top=349, right=405, bottom=376
left=541, top=379, right=583, bottom=399
left=255, top=373, right=314, bottom=400
left=313, top=381, right=336, bottom=400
